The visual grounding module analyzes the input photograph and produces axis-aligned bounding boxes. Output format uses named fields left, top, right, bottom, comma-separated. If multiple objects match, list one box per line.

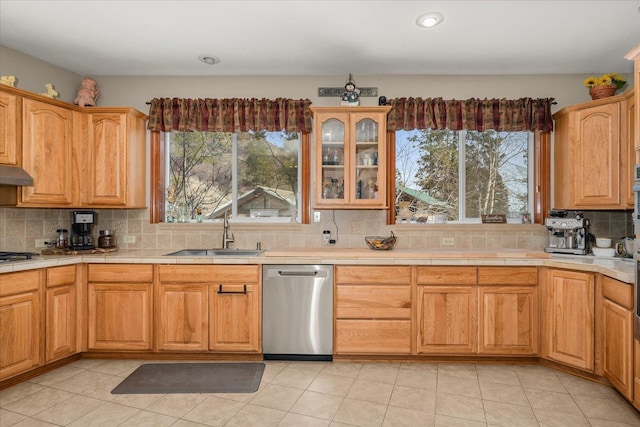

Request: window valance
left=387, top=97, right=555, bottom=132
left=147, top=97, right=313, bottom=133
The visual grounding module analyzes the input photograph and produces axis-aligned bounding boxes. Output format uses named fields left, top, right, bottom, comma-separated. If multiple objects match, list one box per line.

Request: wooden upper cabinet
left=625, top=44, right=640, bottom=152
left=311, top=106, right=391, bottom=209
left=83, top=109, right=147, bottom=207
left=20, top=98, right=75, bottom=206
left=553, top=92, right=633, bottom=209
left=0, top=86, right=147, bottom=208
left=624, top=91, right=635, bottom=207
left=0, top=88, right=19, bottom=165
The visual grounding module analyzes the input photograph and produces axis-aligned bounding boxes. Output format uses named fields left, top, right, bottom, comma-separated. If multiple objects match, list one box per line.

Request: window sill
left=390, top=223, right=545, bottom=232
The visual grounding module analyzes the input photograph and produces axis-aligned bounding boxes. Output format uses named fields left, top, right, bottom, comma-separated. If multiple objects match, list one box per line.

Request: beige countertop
left=0, top=248, right=635, bottom=284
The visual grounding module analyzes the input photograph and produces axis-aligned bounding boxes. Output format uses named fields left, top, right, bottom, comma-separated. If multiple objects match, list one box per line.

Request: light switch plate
left=314, top=212, right=321, bottom=222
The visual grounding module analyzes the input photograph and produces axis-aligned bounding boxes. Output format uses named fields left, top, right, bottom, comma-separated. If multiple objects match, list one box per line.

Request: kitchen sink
left=164, top=249, right=264, bottom=257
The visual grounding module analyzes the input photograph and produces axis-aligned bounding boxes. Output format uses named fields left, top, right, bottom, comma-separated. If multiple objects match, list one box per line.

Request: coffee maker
left=544, top=210, right=591, bottom=255
left=70, top=210, right=96, bottom=250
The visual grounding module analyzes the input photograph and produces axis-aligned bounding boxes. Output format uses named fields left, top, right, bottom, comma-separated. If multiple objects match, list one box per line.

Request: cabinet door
left=624, top=93, right=635, bottom=208
left=416, top=285, right=478, bottom=354
left=20, top=98, right=74, bottom=206
left=0, top=89, right=19, bottom=165
left=316, top=112, right=349, bottom=207
left=544, top=269, right=594, bottom=371
left=87, top=283, right=152, bottom=350
left=573, top=102, right=622, bottom=207
left=602, top=299, right=633, bottom=399
left=312, top=106, right=390, bottom=209
left=157, top=284, right=208, bottom=351
left=0, top=291, right=40, bottom=379
left=209, top=283, right=260, bottom=352
left=479, top=286, right=538, bottom=355
left=83, top=110, right=147, bottom=208
left=46, top=285, right=76, bottom=362
left=348, top=111, right=387, bottom=208
left=84, top=112, right=128, bottom=206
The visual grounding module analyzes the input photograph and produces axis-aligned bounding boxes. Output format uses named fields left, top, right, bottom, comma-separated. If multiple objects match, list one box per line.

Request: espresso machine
left=544, top=210, right=591, bottom=255
left=70, top=210, right=96, bottom=250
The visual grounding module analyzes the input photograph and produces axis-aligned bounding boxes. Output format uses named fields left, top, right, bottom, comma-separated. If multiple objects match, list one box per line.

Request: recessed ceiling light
left=416, top=12, right=444, bottom=28
left=198, top=55, right=220, bottom=65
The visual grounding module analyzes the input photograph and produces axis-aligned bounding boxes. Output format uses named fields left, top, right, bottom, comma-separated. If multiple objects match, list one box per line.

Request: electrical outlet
left=123, top=235, right=136, bottom=244
left=35, top=239, right=48, bottom=248
left=441, top=237, right=455, bottom=246
left=314, top=212, right=321, bottom=222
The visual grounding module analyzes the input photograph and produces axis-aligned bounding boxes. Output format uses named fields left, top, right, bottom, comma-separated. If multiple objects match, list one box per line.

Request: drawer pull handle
left=217, top=284, right=247, bottom=294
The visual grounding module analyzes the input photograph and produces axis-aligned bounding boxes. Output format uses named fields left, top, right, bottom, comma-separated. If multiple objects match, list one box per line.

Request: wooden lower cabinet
left=416, top=285, right=478, bottom=354
left=0, top=270, right=42, bottom=380
left=157, top=284, right=208, bottom=351
left=416, top=267, right=478, bottom=354
left=602, top=299, right=633, bottom=398
left=335, top=266, right=412, bottom=354
left=478, top=267, right=539, bottom=355
left=600, top=275, right=633, bottom=400
left=45, top=265, right=78, bottom=362
left=543, top=268, right=595, bottom=371
left=210, top=282, right=261, bottom=352
left=158, top=265, right=261, bottom=353
left=87, top=265, right=153, bottom=351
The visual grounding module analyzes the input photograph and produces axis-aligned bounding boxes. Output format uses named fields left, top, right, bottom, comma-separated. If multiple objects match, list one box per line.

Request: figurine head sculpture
left=74, top=78, right=100, bottom=107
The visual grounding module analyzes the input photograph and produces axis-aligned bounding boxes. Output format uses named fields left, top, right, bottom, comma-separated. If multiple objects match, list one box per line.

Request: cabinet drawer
left=88, top=264, right=153, bottom=282
left=416, top=267, right=477, bottom=285
left=336, top=285, right=411, bottom=319
left=0, top=270, right=41, bottom=296
left=478, top=267, right=538, bottom=285
left=335, top=266, right=411, bottom=284
left=159, top=265, right=259, bottom=283
left=335, top=319, right=411, bottom=354
left=47, top=265, right=77, bottom=287
left=602, top=275, right=633, bottom=309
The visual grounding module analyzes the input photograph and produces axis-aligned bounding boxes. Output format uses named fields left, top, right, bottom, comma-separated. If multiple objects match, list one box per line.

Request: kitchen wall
left=0, top=45, right=634, bottom=252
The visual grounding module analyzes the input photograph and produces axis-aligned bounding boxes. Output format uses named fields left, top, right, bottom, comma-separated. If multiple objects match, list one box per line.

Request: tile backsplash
left=0, top=207, right=632, bottom=253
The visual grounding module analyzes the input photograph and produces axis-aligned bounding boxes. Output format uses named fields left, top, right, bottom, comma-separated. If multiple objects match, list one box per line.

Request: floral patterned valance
left=387, top=97, right=555, bottom=132
left=147, top=97, right=313, bottom=133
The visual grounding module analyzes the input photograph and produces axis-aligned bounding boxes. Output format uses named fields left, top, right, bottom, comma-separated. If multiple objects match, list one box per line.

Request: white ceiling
left=1, top=0, right=639, bottom=77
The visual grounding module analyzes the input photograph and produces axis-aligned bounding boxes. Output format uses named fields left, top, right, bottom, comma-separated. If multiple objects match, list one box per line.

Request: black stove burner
left=0, top=251, right=38, bottom=262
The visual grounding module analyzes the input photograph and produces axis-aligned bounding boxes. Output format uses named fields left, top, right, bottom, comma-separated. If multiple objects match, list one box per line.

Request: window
left=164, top=130, right=302, bottom=223
left=395, top=129, right=533, bottom=224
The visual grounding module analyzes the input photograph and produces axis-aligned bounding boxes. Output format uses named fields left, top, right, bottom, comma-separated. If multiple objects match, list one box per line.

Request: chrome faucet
left=222, top=211, right=234, bottom=249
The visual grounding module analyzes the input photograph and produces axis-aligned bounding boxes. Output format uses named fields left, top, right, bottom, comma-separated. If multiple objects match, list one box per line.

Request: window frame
left=386, top=130, right=550, bottom=225
left=149, top=130, right=311, bottom=224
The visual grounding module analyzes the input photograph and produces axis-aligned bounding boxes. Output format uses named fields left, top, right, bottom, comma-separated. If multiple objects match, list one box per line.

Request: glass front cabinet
left=311, top=106, right=391, bottom=209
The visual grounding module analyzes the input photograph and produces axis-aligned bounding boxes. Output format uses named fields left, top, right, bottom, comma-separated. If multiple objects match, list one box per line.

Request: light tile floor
left=1, top=359, right=640, bottom=426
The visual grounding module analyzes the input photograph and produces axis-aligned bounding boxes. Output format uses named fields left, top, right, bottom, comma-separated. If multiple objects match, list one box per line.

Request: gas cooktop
left=0, top=251, right=38, bottom=263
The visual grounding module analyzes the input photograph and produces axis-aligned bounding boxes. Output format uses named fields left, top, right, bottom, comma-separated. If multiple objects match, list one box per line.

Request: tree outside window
left=165, top=131, right=301, bottom=223
left=396, top=129, right=531, bottom=223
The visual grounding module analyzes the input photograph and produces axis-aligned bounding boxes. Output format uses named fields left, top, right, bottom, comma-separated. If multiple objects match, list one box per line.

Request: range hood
left=0, top=165, right=34, bottom=186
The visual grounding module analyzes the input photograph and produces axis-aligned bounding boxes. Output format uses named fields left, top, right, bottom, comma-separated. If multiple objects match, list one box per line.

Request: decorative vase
left=589, top=84, right=618, bottom=100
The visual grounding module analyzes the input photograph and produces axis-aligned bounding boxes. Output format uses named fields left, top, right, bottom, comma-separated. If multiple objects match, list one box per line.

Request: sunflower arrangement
left=583, top=73, right=627, bottom=90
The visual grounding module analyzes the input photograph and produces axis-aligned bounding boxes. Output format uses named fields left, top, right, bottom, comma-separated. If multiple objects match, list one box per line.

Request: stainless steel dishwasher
left=262, top=265, right=333, bottom=361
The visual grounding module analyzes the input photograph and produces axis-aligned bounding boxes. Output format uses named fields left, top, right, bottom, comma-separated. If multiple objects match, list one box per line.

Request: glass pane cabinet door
left=353, top=118, right=379, bottom=201
left=320, top=118, right=345, bottom=201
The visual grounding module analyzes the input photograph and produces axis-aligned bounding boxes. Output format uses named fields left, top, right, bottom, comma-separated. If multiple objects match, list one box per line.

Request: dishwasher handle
left=277, top=271, right=318, bottom=277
